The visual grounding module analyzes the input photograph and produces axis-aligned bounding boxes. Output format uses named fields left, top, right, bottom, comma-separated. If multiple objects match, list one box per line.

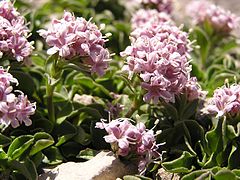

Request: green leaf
left=193, top=27, right=210, bottom=66
left=228, top=145, right=240, bottom=169
left=220, top=39, right=238, bottom=54
left=42, top=146, right=63, bottom=165
left=226, top=123, right=240, bottom=140
left=31, top=152, right=43, bottom=168
left=184, top=120, right=204, bottom=146
left=55, top=121, right=77, bottom=146
left=76, top=148, right=98, bottom=160
left=134, top=175, right=152, bottom=180
left=31, top=53, right=46, bottom=67
left=162, top=101, right=178, bottom=121
left=73, top=126, right=91, bottom=146
left=162, top=151, right=196, bottom=173
left=74, top=75, right=111, bottom=98
left=29, top=132, right=54, bottom=156
left=56, top=100, right=74, bottom=123
left=114, top=74, right=135, bottom=94
left=123, top=175, right=141, bottom=180
left=10, top=70, right=36, bottom=96
left=45, top=53, right=61, bottom=80
left=0, top=148, right=8, bottom=167
left=56, top=106, right=102, bottom=125
left=191, top=62, right=205, bottom=80
left=0, top=133, right=11, bottom=147
left=0, top=148, right=7, bottom=159
left=181, top=100, right=198, bottom=120
left=205, top=117, right=224, bottom=154
left=11, top=158, right=37, bottom=180
left=203, top=153, right=217, bottom=169
left=182, top=169, right=211, bottom=180
left=232, top=169, right=240, bottom=177
left=214, top=168, right=237, bottom=180
left=60, top=141, right=82, bottom=158
left=7, top=135, right=34, bottom=160
left=34, top=118, right=54, bottom=133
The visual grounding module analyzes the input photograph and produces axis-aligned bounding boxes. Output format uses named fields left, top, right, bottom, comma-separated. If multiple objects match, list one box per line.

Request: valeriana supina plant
left=131, top=9, right=173, bottom=30
left=95, top=118, right=162, bottom=174
left=204, top=84, right=240, bottom=117
left=186, top=0, right=239, bottom=34
left=38, top=11, right=111, bottom=76
left=0, top=67, right=36, bottom=128
left=135, top=0, right=173, bottom=14
left=121, top=23, right=194, bottom=103
left=0, top=0, right=33, bottom=62
left=38, top=11, right=111, bottom=124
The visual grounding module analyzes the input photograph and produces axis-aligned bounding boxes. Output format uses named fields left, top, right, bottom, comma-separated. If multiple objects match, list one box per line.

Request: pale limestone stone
left=157, top=168, right=180, bottom=180
left=39, top=151, right=137, bottom=180
left=73, top=94, right=94, bottom=105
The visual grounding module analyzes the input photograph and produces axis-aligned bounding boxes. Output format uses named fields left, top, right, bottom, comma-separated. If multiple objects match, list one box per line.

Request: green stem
left=125, top=100, right=138, bottom=118
left=46, top=79, right=55, bottom=124
left=125, top=94, right=143, bottom=118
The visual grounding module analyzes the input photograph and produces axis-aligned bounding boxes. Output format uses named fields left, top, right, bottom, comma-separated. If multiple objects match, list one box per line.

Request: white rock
left=39, top=151, right=137, bottom=180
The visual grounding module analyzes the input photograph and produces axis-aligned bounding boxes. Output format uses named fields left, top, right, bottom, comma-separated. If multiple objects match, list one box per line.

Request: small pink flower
left=0, top=66, right=18, bottom=86
left=0, top=0, right=20, bottom=21
left=38, top=11, right=110, bottom=76
left=8, top=35, right=33, bottom=62
left=141, top=130, right=155, bottom=149
left=141, top=75, right=173, bottom=103
left=0, top=94, right=18, bottom=128
left=16, top=94, right=36, bottom=126
left=184, top=77, right=207, bottom=101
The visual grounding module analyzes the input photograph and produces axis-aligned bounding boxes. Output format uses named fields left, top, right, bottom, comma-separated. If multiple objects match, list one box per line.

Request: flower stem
left=126, top=100, right=138, bottom=118
left=126, top=94, right=143, bottom=118
left=46, top=81, right=55, bottom=124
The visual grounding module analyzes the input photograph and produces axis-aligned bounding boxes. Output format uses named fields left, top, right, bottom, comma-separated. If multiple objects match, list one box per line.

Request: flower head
left=186, top=0, right=239, bottom=33
left=204, top=84, right=240, bottom=117
left=0, top=0, right=20, bottom=21
left=0, top=0, right=33, bottom=62
left=38, top=11, right=110, bottom=76
left=95, top=118, right=162, bottom=174
left=121, top=23, right=192, bottom=103
left=0, top=66, right=36, bottom=128
left=131, top=9, right=173, bottom=30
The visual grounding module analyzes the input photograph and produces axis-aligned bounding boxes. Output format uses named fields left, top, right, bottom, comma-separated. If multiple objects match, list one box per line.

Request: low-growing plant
left=0, top=0, right=240, bottom=179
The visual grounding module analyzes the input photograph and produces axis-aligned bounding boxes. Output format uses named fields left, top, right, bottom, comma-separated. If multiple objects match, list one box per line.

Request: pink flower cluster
left=0, top=0, right=33, bottom=62
left=186, top=0, right=239, bottom=33
left=95, top=118, right=161, bottom=174
left=121, top=22, right=194, bottom=103
left=135, top=0, right=172, bottom=13
left=38, top=11, right=110, bottom=76
left=131, top=9, right=173, bottom=30
left=0, top=67, right=36, bottom=128
left=205, top=84, right=240, bottom=117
